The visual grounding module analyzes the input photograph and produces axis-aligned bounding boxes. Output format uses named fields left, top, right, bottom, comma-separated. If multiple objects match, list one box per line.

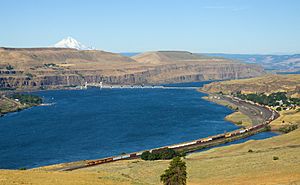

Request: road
left=217, top=95, right=277, bottom=125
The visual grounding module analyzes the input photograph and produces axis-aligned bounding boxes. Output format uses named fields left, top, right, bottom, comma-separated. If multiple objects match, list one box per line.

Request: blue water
left=0, top=82, right=277, bottom=169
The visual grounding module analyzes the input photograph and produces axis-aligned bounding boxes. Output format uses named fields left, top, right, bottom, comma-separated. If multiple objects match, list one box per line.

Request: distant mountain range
left=53, top=37, right=95, bottom=50
left=204, top=53, right=300, bottom=73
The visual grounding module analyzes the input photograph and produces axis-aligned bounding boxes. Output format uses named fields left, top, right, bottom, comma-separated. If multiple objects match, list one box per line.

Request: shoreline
left=202, top=95, right=253, bottom=127
left=0, top=95, right=42, bottom=117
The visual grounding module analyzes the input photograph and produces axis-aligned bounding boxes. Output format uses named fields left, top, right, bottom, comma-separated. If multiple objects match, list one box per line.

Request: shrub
left=236, top=121, right=243, bottom=125
left=276, top=107, right=282, bottom=111
left=141, top=149, right=184, bottom=161
left=26, top=73, right=34, bottom=79
left=264, top=125, right=271, bottom=131
left=278, top=125, right=298, bottom=133
left=44, top=63, right=57, bottom=67
left=273, top=156, right=279, bottom=160
left=248, top=149, right=253, bottom=153
left=6, top=65, right=14, bottom=70
left=141, top=151, right=151, bottom=160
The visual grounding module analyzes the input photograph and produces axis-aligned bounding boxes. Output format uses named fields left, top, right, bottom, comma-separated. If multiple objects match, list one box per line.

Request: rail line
left=59, top=95, right=279, bottom=171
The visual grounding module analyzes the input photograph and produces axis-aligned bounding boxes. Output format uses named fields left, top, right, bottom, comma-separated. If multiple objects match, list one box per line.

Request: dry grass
left=0, top=97, right=25, bottom=114
left=202, top=74, right=300, bottom=95
left=271, top=109, right=300, bottom=129
left=0, top=170, right=132, bottom=185
left=225, top=111, right=252, bottom=127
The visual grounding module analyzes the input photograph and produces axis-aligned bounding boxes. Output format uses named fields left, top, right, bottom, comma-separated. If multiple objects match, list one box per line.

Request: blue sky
left=0, top=0, right=299, bottom=54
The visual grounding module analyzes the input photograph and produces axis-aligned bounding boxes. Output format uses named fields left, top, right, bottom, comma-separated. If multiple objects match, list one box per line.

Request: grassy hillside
left=132, top=51, right=232, bottom=65
left=270, top=109, right=300, bottom=129
left=202, top=74, right=300, bottom=97
left=0, top=97, right=28, bottom=115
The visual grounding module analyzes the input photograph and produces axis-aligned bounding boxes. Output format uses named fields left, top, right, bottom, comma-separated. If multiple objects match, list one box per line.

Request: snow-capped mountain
left=53, top=37, right=95, bottom=50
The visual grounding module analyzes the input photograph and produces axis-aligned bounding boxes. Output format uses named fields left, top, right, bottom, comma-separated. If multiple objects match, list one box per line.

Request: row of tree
left=235, top=92, right=300, bottom=107
left=9, top=94, right=42, bottom=105
left=141, top=148, right=185, bottom=161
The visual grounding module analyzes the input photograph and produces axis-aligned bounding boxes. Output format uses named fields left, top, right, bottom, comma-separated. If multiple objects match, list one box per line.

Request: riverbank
left=203, top=93, right=300, bottom=134
left=0, top=94, right=42, bottom=117
left=202, top=95, right=253, bottom=127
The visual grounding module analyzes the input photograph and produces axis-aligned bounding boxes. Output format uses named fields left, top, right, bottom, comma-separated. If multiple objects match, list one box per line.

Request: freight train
left=69, top=101, right=278, bottom=170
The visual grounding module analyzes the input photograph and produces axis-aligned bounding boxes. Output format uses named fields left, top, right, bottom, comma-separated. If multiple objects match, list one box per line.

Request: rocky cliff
left=0, top=48, right=265, bottom=90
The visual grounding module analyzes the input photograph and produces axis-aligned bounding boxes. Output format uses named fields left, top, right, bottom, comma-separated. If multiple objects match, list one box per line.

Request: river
left=0, top=82, right=277, bottom=169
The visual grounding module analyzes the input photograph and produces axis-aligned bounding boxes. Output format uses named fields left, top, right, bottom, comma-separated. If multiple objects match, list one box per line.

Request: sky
left=0, top=0, right=300, bottom=54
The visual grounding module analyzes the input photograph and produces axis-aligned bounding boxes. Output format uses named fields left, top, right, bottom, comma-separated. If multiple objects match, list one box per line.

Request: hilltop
left=0, top=47, right=136, bottom=69
left=132, top=51, right=229, bottom=65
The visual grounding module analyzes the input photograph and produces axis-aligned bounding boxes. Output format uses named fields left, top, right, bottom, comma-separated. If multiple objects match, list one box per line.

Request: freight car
left=201, top=138, right=213, bottom=143
left=130, top=153, right=137, bottom=158
left=169, top=141, right=197, bottom=149
left=225, top=133, right=232, bottom=138
left=212, top=133, right=226, bottom=140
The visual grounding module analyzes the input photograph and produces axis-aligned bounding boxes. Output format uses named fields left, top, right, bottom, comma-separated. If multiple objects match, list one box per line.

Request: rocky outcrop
left=0, top=48, right=265, bottom=89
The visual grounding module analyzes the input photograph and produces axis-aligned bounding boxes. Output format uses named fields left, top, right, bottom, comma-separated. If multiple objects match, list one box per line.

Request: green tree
left=160, top=157, right=187, bottom=185
left=141, top=151, right=151, bottom=160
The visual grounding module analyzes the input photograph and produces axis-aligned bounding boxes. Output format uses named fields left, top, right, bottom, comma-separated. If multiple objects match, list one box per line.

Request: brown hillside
left=201, top=74, right=300, bottom=96
left=132, top=51, right=235, bottom=65
left=0, top=48, right=265, bottom=89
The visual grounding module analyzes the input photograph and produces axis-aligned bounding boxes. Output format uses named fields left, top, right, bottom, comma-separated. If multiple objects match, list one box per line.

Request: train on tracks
left=63, top=97, right=279, bottom=171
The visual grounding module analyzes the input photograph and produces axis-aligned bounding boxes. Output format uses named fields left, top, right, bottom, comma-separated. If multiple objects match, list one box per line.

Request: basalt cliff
left=0, top=48, right=265, bottom=90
